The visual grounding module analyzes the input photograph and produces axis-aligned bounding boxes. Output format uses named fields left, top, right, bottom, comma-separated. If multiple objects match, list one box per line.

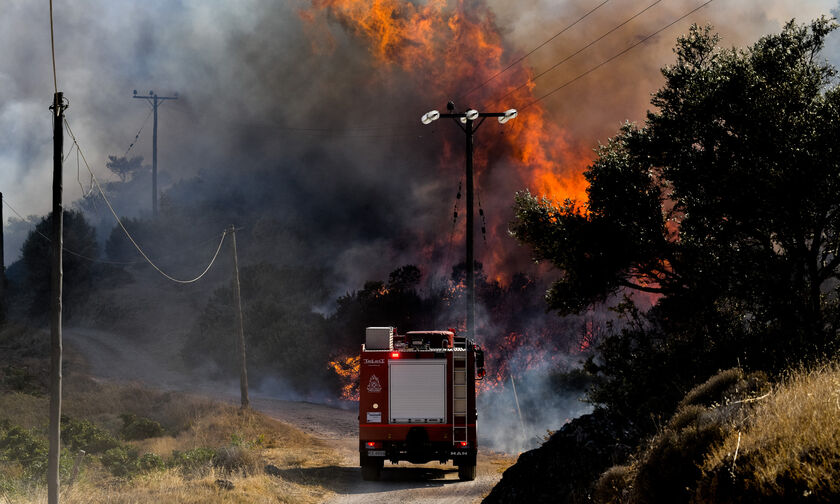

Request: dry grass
left=0, top=392, right=47, bottom=429
left=10, top=469, right=330, bottom=504
left=698, top=363, right=840, bottom=502
left=594, top=363, right=840, bottom=503
left=0, top=380, right=340, bottom=504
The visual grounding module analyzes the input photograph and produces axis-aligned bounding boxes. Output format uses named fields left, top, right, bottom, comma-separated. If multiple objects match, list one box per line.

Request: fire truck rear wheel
left=361, top=462, right=382, bottom=481
left=457, top=464, right=476, bottom=481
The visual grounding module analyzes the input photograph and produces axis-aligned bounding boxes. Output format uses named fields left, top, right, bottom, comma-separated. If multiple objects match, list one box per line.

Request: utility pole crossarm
left=132, top=96, right=178, bottom=101
left=437, top=112, right=506, bottom=118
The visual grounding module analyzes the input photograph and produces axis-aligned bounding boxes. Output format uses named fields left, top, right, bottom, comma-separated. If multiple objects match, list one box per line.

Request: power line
left=231, top=121, right=426, bottom=137
left=123, top=108, right=153, bottom=158
left=462, top=0, right=612, bottom=99
left=497, top=0, right=664, bottom=104
left=2, top=197, right=138, bottom=266
left=521, top=0, right=716, bottom=111
left=63, top=117, right=229, bottom=284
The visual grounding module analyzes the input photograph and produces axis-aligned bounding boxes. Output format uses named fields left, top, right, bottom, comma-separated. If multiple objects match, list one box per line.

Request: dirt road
left=64, top=327, right=511, bottom=503
left=252, top=397, right=509, bottom=503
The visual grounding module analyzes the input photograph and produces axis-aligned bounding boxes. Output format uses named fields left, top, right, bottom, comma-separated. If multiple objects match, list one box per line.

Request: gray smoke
left=2, top=0, right=838, bottom=436
left=2, top=1, right=836, bottom=283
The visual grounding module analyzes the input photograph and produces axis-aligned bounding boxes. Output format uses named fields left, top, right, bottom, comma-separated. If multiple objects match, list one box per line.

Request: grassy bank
left=596, top=363, right=840, bottom=503
left=0, top=378, right=342, bottom=503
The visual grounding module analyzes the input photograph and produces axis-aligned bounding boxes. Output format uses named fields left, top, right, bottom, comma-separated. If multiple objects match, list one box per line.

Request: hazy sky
left=1, top=0, right=838, bottom=271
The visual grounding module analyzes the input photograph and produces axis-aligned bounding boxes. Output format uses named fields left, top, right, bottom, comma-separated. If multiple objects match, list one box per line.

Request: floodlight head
left=149, top=90, right=154, bottom=96
left=446, top=101, right=455, bottom=111
left=421, top=110, right=440, bottom=125
left=465, top=109, right=479, bottom=121
left=133, top=89, right=137, bottom=95
left=460, top=117, right=467, bottom=124
left=498, top=108, right=518, bottom=124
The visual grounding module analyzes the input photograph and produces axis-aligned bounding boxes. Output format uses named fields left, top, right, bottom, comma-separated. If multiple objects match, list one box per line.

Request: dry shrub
left=182, top=405, right=311, bottom=451
left=697, top=364, right=840, bottom=503
left=594, top=465, right=632, bottom=504
left=594, top=368, right=770, bottom=504
left=212, top=445, right=261, bottom=477
left=679, top=368, right=768, bottom=410
left=630, top=411, right=727, bottom=504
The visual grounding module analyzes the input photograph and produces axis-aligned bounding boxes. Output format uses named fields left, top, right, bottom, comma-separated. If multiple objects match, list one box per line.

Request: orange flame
left=328, top=355, right=361, bottom=400
left=310, top=1, right=599, bottom=400
left=304, top=0, right=590, bottom=205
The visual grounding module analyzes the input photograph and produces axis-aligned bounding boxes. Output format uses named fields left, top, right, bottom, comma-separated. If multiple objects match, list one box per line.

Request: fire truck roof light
left=391, top=352, right=400, bottom=358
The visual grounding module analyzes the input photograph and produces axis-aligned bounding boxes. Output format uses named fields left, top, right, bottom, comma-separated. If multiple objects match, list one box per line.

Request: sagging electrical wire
left=2, top=197, right=139, bottom=266
left=63, top=117, right=228, bottom=284
left=123, top=108, right=153, bottom=158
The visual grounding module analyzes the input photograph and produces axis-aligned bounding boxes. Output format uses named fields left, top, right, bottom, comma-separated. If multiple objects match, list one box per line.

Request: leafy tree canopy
left=105, top=155, right=146, bottom=183
left=511, top=19, right=840, bottom=418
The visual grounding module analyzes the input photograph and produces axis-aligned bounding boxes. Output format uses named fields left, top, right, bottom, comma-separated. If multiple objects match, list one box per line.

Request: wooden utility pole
left=0, top=192, right=5, bottom=312
left=420, top=104, right=517, bottom=341
left=464, top=118, right=475, bottom=341
left=229, top=226, right=249, bottom=409
left=131, top=90, right=177, bottom=217
left=48, top=90, right=66, bottom=504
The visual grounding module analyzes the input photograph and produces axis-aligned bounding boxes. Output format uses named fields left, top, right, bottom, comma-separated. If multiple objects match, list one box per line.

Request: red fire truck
left=358, top=326, right=485, bottom=481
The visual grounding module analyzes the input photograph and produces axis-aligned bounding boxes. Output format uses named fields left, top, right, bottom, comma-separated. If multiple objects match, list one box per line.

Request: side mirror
left=475, top=347, right=486, bottom=380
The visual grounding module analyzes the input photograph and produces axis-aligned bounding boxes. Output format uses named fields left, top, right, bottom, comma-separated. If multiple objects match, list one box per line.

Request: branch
left=618, top=279, right=666, bottom=294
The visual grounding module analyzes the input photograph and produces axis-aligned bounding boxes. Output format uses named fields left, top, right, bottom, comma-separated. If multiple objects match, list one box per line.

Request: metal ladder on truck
left=452, top=337, right=468, bottom=446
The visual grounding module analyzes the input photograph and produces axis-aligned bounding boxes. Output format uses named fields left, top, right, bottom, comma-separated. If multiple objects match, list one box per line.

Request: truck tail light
left=458, top=441, right=468, bottom=447
left=366, top=441, right=382, bottom=449
left=391, top=352, right=400, bottom=358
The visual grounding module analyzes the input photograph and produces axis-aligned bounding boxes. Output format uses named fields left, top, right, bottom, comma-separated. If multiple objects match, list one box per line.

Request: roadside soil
left=63, top=327, right=513, bottom=503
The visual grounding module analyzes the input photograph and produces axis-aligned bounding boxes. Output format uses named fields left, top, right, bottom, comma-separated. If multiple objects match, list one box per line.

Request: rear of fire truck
left=358, top=326, right=485, bottom=481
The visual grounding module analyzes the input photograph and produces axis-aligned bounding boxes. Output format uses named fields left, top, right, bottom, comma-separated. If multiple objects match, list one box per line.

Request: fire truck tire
left=457, top=464, right=476, bottom=481
left=361, top=462, right=382, bottom=481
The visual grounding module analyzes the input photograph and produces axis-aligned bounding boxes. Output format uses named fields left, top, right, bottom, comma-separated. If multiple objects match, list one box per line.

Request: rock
left=483, top=409, right=635, bottom=504
left=215, top=478, right=234, bottom=490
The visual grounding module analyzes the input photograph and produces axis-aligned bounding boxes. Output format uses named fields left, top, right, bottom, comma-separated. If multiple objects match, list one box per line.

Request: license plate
left=367, top=450, right=385, bottom=457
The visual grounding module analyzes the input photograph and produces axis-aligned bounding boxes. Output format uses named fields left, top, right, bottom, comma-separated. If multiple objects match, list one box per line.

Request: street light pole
left=464, top=117, right=475, bottom=342
left=421, top=105, right=517, bottom=341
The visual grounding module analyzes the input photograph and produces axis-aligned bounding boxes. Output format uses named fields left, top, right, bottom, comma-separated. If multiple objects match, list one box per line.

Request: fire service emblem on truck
left=366, top=374, right=382, bottom=393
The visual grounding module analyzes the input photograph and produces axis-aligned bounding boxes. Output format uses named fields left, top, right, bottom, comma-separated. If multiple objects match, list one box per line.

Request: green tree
left=20, top=209, right=98, bottom=321
left=511, top=19, right=840, bottom=421
left=105, top=155, right=146, bottom=183
left=182, top=262, right=334, bottom=393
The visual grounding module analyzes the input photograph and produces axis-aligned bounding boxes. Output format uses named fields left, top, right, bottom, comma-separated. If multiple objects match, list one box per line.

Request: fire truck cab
left=358, top=326, right=485, bottom=481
